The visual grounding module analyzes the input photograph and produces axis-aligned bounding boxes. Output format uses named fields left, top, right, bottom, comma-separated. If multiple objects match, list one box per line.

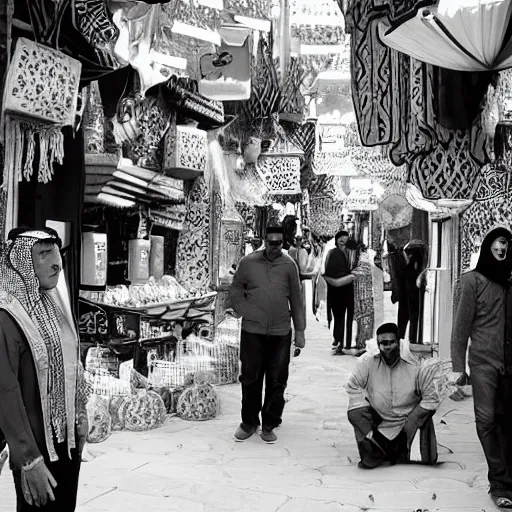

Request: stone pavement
left=0, top=286, right=499, bottom=511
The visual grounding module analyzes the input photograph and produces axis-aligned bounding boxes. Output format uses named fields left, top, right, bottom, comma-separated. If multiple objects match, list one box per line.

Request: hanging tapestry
left=175, top=176, right=211, bottom=294
left=344, top=13, right=400, bottom=147
left=408, top=129, right=482, bottom=201
left=83, top=81, right=105, bottom=154
left=352, top=254, right=374, bottom=349
left=474, top=165, right=511, bottom=202
left=124, top=95, right=172, bottom=171
left=309, top=196, right=344, bottom=238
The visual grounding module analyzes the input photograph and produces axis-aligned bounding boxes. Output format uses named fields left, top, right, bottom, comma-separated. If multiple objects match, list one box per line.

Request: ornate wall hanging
left=3, top=37, right=82, bottom=183
left=256, top=154, right=301, bottom=195
left=175, top=176, right=211, bottom=294
left=163, top=121, right=208, bottom=180
left=309, top=195, right=344, bottom=238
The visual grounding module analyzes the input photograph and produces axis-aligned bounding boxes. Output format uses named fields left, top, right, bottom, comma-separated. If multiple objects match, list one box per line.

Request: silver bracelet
left=21, top=456, right=43, bottom=472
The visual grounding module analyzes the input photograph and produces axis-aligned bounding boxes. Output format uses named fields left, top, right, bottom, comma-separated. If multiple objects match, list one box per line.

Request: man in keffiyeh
left=0, top=227, right=89, bottom=511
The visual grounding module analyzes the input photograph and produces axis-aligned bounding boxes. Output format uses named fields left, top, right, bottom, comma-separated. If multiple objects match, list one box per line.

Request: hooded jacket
left=451, top=227, right=512, bottom=373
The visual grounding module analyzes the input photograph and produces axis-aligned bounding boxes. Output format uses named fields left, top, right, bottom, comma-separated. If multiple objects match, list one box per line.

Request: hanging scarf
left=0, top=230, right=67, bottom=442
left=475, top=226, right=512, bottom=286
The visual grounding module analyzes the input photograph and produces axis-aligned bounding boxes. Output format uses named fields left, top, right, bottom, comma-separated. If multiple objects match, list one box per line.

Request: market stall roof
left=379, top=0, right=512, bottom=71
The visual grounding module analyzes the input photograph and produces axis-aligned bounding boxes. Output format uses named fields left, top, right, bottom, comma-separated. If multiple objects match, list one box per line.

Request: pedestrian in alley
left=345, top=322, right=443, bottom=469
left=323, top=230, right=355, bottom=354
left=0, top=228, right=89, bottom=511
left=229, top=225, right=306, bottom=444
left=451, top=226, right=512, bottom=509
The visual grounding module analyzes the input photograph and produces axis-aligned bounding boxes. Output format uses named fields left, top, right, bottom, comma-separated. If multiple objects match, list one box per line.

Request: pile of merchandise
left=80, top=275, right=193, bottom=308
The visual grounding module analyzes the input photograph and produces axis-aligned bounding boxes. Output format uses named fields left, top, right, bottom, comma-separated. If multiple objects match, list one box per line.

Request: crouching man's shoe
left=260, top=427, right=277, bottom=444
left=233, top=423, right=257, bottom=442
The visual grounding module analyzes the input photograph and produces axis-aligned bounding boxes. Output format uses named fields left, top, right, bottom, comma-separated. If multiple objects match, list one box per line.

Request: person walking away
left=323, top=231, right=355, bottom=354
left=229, top=225, right=306, bottom=444
left=0, top=228, right=89, bottom=511
left=451, top=226, right=512, bottom=509
left=346, top=323, right=445, bottom=469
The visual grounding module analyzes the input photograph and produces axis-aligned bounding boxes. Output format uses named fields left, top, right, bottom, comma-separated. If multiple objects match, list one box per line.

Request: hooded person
left=451, top=226, right=512, bottom=508
left=0, top=227, right=89, bottom=511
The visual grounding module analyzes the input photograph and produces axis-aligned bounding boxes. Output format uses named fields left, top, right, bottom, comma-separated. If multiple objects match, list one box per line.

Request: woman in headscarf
left=451, top=226, right=512, bottom=508
left=323, top=231, right=355, bottom=354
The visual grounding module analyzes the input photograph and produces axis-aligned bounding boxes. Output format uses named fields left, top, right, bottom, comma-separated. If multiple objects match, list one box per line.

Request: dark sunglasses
left=267, top=240, right=283, bottom=247
left=378, top=340, right=398, bottom=347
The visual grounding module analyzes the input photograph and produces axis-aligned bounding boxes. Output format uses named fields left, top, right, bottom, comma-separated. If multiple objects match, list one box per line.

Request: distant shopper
left=0, top=228, right=89, bottom=511
left=346, top=323, right=442, bottom=469
left=323, top=230, right=355, bottom=354
left=451, top=226, right=512, bottom=508
left=230, top=225, right=306, bottom=444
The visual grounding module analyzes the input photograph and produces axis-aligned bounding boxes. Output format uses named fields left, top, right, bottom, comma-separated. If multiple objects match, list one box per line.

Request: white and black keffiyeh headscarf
left=0, top=228, right=67, bottom=442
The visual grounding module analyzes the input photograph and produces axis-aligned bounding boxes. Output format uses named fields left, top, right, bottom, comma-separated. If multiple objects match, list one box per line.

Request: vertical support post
left=0, top=0, right=13, bottom=248
left=279, top=0, right=290, bottom=83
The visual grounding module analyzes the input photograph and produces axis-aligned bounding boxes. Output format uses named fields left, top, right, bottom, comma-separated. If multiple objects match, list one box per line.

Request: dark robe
left=0, top=312, right=81, bottom=511
left=324, top=248, right=354, bottom=348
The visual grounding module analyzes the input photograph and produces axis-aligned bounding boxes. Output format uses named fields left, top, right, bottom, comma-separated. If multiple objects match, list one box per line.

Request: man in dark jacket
left=230, top=225, right=306, bottom=444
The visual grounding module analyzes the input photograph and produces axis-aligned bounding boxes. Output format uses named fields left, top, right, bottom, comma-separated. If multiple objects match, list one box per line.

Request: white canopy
left=379, top=0, right=512, bottom=72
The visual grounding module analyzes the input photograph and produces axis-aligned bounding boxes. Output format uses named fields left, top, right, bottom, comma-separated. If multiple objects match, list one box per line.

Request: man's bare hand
left=21, top=458, right=57, bottom=507
left=295, top=330, right=306, bottom=349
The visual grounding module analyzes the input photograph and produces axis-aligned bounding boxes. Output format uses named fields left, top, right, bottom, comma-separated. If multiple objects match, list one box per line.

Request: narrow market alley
left=0, top=287, right=496, bottom=512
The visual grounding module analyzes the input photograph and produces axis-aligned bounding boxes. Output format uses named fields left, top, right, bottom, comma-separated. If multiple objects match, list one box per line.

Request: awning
left=379, top=1, right=512, bottom=72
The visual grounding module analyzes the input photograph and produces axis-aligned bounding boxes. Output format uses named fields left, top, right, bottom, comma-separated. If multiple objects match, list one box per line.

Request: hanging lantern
left=379, top=1, right=512, bottom=72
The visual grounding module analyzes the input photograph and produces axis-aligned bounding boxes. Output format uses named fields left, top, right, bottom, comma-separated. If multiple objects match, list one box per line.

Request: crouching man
left=345, top=322, right=440, bottom=469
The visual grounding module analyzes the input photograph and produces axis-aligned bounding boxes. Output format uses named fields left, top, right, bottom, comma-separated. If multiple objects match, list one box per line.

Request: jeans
left=13, top=440, right=81, bottom=511
left=471, top=364, right=512, bottom=493
left=347, top=406, right=437, bottom=469
left=239, top=330, right=292, bottom=430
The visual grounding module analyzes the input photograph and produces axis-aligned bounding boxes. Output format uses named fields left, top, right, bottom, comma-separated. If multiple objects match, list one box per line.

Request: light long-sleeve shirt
left=229, top=250, right=305, bottom=335
left=345, top=350, right=439, bottom=440
left=451, top=270, right=506, bottom=373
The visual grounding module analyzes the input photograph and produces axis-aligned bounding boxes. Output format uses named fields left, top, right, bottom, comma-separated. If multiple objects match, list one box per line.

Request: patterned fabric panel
left=309, top=196, right=345, bottom=238
left=460, top=193, right=512, bottom=273
left=348, top=15, right=400, bottom=147
left=175, top=177, right=211, bottom=294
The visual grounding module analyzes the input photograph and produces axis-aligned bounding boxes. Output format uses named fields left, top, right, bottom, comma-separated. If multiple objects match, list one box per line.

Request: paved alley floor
left=0, top=288, right=498, bottom=511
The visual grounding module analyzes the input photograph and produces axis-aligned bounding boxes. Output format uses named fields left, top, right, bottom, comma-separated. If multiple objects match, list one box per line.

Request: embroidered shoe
left=233, top=423, right=257, bottom=442
left=260, top=428, right=277, bottom=444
